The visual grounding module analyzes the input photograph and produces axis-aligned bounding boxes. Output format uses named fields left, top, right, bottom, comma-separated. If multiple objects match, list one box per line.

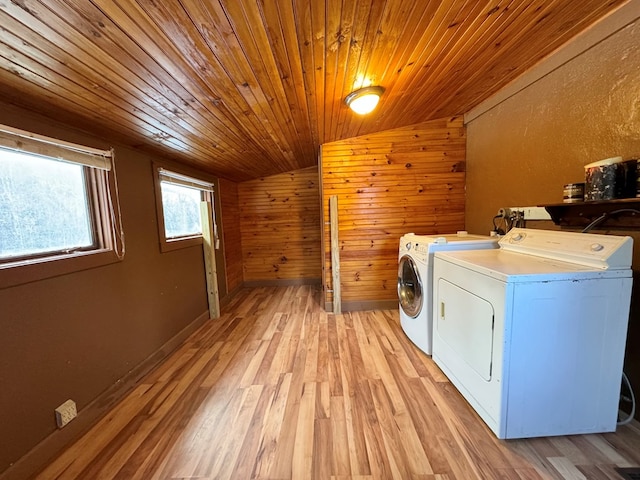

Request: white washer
left=397, top=231, right=498, bottom=355
left=432, top=228, right=633, bottom=439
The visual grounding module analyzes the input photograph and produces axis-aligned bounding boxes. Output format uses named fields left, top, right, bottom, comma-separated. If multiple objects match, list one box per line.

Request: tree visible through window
left=0, top=150, right=94, bottom=260
left=0, top=123, right=122, bottom=288
left=154, top=167, right=215, bottom=251
left=160, top=181, right=203, bottom=239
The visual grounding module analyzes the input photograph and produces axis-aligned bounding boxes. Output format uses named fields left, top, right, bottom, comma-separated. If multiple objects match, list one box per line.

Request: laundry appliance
left=397, top=231, right=498, bottom=355
left=432, top=228, right=633, bottom=439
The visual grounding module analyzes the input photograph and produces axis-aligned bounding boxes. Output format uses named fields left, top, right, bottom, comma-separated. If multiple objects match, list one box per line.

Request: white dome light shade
left=344, top=86, right=385, bottom=115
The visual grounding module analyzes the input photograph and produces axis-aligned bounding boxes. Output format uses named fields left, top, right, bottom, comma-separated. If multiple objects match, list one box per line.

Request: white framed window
left=153, top=166, right=216, bottom=252
left=0, top=124, right=124, bottom=288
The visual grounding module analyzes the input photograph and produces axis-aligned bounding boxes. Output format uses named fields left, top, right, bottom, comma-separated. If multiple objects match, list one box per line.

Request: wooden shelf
left=542, top=198, right=640, bottom=229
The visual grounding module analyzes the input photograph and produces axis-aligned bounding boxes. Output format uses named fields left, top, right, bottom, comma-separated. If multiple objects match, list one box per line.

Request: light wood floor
left=35, top=286, right=640, bottom=479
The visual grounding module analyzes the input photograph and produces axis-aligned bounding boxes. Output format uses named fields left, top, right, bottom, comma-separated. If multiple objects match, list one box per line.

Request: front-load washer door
left=398, top=254, right=423, bottom=318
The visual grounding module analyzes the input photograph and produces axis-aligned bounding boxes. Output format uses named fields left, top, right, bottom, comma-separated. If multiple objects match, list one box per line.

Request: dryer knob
left=512, top=233, right=525, bottom=242
left=434, top=237, right=447, bottom=244
left=406, top=242, right=412, bottom=250
left=590, top=243, right=604, bottom=252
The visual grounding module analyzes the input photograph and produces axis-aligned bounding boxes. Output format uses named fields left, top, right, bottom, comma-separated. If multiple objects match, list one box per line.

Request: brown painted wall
left=0, top=104, right=215, bottom=474
left=465, top=19, right=640, bottom=419
left=219, top=178, right=243, bottom=293
left=238, top=167, right=321, bottom=283
left=320, top=117, right=466, bottom=309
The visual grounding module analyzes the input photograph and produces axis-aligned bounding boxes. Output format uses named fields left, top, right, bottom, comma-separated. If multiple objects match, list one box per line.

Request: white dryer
left=397, top=232, right=498, bottom=355
left=432, top=228, right=633, bottom=439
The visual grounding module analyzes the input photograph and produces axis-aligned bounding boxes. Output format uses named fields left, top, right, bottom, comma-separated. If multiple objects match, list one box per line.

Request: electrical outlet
left=508, top=206, right=551, bottom=221
left=55, top=399, right=77, bottom=428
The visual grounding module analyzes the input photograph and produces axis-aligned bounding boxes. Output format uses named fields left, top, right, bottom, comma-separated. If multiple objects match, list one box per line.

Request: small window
left=154, top=167, right=216, bottom=252
left=1, top=150, right=94, bottom=260
left=160, top=182, right=204, bottom=239
left=0, top=124, right=124, bottom=288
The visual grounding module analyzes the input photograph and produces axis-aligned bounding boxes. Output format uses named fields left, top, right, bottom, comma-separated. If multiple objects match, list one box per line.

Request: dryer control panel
left=500, top=228, right=633, bottom=270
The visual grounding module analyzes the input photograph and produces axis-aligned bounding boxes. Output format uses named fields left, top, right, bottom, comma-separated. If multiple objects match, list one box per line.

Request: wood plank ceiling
left=0, top=0, right=628, bottom=182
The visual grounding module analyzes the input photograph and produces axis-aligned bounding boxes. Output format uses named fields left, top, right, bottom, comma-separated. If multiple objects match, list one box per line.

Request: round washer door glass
left=397, top=254, right=423, bottom=318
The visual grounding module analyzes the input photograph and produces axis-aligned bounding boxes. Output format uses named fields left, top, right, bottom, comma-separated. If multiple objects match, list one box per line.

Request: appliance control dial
left=590, top=243, right=604, bottom=252
left=434, top=237, right=447, bottom=244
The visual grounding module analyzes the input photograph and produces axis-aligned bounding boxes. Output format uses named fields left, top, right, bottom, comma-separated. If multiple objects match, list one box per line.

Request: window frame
left=0, top=152, right=122, bottom=289
left=0, top=161, right=96, bottom=264
left=152, top=164, right=216, bottom=253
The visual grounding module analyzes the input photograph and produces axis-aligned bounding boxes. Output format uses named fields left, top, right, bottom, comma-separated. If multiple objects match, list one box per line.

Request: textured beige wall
left=466, top=19, right=640, bottom=235
left=465, top=17, right=640, bottom=421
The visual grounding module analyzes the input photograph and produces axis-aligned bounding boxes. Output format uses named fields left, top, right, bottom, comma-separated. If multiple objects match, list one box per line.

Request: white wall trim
left=464, top=0, right=640, bottom=124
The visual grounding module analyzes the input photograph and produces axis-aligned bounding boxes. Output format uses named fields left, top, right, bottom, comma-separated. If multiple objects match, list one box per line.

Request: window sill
left=0, top=249, right=121, bottom=289
left=160, top=236, right=203, bottom=253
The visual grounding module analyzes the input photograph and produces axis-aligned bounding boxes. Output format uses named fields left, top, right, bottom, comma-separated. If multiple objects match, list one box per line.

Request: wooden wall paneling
left=311, top=0, right=326, bottom=142
left=127, top=1, right=278, bottom=151
left=423, top=2, right=551, bottom=117
left=215, top=0, right=309, bottom=169
left=0, top=1, right=627, bottom=182
left=351, top=0, right=422, bottom=133
left=374, top=2, right=438, bottom=87
left=3, top=1, right=245, bottom=164
left=321, top=117, right=466, bottom=308
left=362, top=0, right=455, bottom=127
left=260, top=1, right=314, bottom=150
left=418, top=1, right=535, bottom=118
left=382, top=1, right=494, bottom=122
left=291, top=0, right=318, bottom=143
left=239, top=167, right=321, bottom=283
left=322, top=0, right=341, bottom=143
left=338, top=0, right=390, bottom=139
left=431, top=0, right=617, bottom=117
left=89, top=0, right=305, bottom=178
left=219, top=178, right=244, bottom=295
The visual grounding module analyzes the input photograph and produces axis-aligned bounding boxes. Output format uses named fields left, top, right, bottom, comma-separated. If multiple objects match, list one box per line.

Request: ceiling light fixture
left=344, top=86, right=385, bottom=115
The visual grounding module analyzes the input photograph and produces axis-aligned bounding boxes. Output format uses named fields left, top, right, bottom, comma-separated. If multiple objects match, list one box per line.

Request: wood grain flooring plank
left=292, top=382, right=317, bottom=479
left=269, top=326, right=308, bottom=478
left=312, top=417, right=332, bottom=480
left=367, top=378, right=413, bottom=479
left=239, top=338, right=271, bottom=387
left=391, top=374, right=452, bottom=476
left=348, top=312, right=381, bottom=381
left=369, top=310, right=420, bottom=379
left=329, top=395, right=352, bottom=477
left=33, top=286, right=640, bottom=480
left=547, top=456, right=588, bottom=480
left=249, top=374, right=292, bottom=479
left=206, top=384, right=264, bottom=479
left=225, top=383, right=273, bottom=480
left=419, top=377, right=489, bottom=480
left=317, top=321, right=330, bottom=383
left=353, top=379, right=393, bottom=479
left=327, top=314, right=345, bottom=397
